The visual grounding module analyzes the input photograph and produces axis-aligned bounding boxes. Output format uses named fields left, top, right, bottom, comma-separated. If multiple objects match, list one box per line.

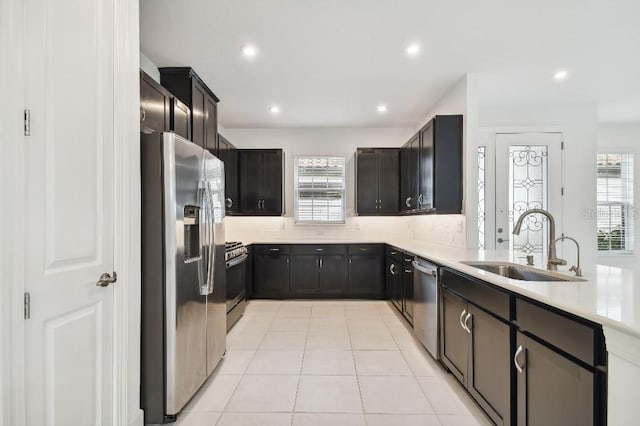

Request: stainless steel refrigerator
left=141, top=132, right=226, bottom=424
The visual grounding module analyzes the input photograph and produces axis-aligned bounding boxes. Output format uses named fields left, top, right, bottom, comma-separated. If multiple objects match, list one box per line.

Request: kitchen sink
left=461, top=261, right=585, bottom=282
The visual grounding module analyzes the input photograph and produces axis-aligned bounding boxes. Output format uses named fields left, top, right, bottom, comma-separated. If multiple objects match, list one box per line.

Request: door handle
left=497, top=238, right=509, bottom=243
left=514, top=345, right=525, bottom=374
left=459, top=309, right=467, bottom=331
left=96, top=271, right=117, bottom=287
left=411, top=260, right=437, bottom=276
left=464, top=313, right=472, bottom=334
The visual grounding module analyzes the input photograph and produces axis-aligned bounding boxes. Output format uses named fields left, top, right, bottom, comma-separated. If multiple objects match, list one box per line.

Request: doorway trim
left=0, top=0, right=142, bottom=424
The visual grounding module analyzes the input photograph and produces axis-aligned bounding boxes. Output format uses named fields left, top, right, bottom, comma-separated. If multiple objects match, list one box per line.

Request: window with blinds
left=597, top=153, right=634, bottom=253
left=294, top=156, right=346, bottom=224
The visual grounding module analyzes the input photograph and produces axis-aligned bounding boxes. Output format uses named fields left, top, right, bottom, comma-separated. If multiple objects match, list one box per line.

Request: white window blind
left=597, top=153, right=634, bottom=253
left=294, top=156, right=346, bottom=224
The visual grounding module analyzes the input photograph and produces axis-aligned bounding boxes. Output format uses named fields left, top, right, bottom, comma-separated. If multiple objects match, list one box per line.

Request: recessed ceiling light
left=405, top=43, right=421, bottom=57
left=377, top=104, right=388, bottom=113
left=553, top=69, right=568, bottom=80
left=269, top=105, right=281, bottom=114
left=241, top=44, right=258, bottom=58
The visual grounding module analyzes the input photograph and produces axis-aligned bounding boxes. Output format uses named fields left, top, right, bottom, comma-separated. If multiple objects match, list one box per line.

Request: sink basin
left=461, top=261, right=585, bottom=282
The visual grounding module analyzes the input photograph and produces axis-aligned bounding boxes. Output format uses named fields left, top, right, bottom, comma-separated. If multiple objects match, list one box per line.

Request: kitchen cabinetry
left=140, top=70, right=190, bottom=139
left=386, top=251, right=403, bottom=312
left=217, top=135, right=238, bottom=214
left=514, top=298, right=606, bottom=426
left=291, top=245, right=348, bottom=297
left=400, top=115, right=463, bottom=214
left=348, top=245, right=384, bottom=298
left=253, top=245, right=290, bottom=298
left=238, top=149, right=284, bottom=215
left=159, top=67, right=219, bottom=150
left=355, top=148, right=400, bottom=215
left=440, top=268, right=512, bottom=426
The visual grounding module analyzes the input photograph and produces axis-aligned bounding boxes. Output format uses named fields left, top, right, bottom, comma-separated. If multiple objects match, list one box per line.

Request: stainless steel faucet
left=512, top=208, right=567, bottom=271
left=554, top=235, right=582, bottom=277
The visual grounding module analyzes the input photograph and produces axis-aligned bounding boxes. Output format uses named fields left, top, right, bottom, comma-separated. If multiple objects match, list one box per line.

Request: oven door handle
left=226, top=253, right=249, bottom=268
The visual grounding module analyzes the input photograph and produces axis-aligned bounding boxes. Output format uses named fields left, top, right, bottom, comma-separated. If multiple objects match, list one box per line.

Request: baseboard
left=129, top=409, right=144, bottom=426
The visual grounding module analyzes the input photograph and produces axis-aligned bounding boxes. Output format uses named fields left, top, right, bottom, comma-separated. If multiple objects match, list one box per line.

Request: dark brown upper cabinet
left=355, top=148, right=400, bottom=215
left=400, top=115, right=463, bottom=214
left=140, top=70, right=190, bottom=139
left=238, top=149, right=284, bottom=216
left=158, top=67, right=219, bottom=151
left=217, top=134, right=239, bottom=215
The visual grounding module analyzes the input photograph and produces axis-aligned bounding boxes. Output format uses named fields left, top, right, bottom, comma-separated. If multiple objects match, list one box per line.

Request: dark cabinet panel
left=401, top=134, right=420, bottom=212
left=319, top=255, right=348, bottom=295
left=205, top=96, right=217, bottom=151
left=261, top=150, right=284, bottom=214
left=440, top=288, right=468, bottom=384
left=418, top=122, right=434, bottom=210
left=516, top=332, right=595, bottom=426
left=217, top=135, right=238, bottom=214
left=159, top=67, right=219, bottom=150
left=238, top=150, right=262, bottom=213
left=356, top=148, right=400, bottom=215
left=238, top=149, right=283, bottom=215
left=355, top=149, right=378, bottom=214
left=190, top=83, right=205, bottom=148
left=386, top=257, right=403, bottom=313
left=349, top=255, right=384, bottom=298
left=468, top=304, right=511, bottom=426
left=140, top=70, right=170, bottom=134
left=254, top=254, right=290, bottom=298
left=291, top=255, right=320, bottom=297
left=170, top=97, right=190, bottom=140
left=378, top=150, right=400, bottom=214
left=400, top=115, right=462, bottom=214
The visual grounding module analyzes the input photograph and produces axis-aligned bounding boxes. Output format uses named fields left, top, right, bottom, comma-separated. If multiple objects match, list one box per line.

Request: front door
left=23, top=0, right=116, bottom=423
left=480, top=133, right=563, bottom=265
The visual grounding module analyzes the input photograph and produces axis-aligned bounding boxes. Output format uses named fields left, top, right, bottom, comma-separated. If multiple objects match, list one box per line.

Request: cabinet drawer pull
left=404, top=269, right=411, bottom=273
left=269, top=248, right=280, bottom=252
left=390, top=251, right=397, bottom=255
left=514, top=345, right=525, bottom=374
left=459, top=309, right=467, bottom=330
left=464, top=313, right=472, bottom=334
left=316, top=248, right=324, bottom=251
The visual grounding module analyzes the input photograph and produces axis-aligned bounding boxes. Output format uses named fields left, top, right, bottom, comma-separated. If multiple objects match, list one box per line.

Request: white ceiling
left=140, top=0, right=640, bottom=127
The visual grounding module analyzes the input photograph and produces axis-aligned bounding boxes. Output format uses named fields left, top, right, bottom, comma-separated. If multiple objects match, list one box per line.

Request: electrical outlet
left=279, top=222, right=285, bottom=231
left=456, top=221, right=463, bottom=233
left=355, top=222, right=361, bottom=231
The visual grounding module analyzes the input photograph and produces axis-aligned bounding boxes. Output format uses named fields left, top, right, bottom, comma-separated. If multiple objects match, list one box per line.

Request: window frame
left=596, top=152, right=635, bottom=255
left=293, top=155, right=347, bottom=225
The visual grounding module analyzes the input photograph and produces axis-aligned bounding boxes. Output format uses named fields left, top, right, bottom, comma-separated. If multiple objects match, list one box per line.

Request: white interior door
left=23, top=0, right=116, bottom=424
left=493, top=133, right=563, bottom=265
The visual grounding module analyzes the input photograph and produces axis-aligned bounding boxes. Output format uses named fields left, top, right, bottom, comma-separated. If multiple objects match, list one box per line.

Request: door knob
left=497, top=238, right=509, bottom=243
left=96, top=271, right=117, bottom=287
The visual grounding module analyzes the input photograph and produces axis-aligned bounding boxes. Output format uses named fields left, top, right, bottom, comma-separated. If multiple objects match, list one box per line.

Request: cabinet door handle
left=514, top=345, right=525, bottom=374
left=389, top=263, right=396, bottom=274
left=319, top=258, right=323, bottom=269
left=418, top=194, right=423, bottom=208
left=405, top=197, right=412, bottom=208
left=459, top=309, right=467, bottom=331
left=257, top=199, right=261, bottom=208
left=464, top=313, right=472, bottom=334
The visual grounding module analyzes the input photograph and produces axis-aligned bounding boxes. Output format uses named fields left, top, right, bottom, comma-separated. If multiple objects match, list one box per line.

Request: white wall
left=597, top=122, right=640, bottom=268
left=140, top=51, right=160, bottom=82
left=222, top=127, right=416, bottom=242
left=413, top=74, right=478, bottom=248
left=479, top=104, right=599, bottom=267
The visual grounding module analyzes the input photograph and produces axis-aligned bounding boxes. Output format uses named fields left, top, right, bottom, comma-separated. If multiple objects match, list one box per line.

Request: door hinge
left=24, top=109, right=31, bottom=136
left=561, top=141, right=565, bottom=150
left=24, top=292, right=31, bottom=319
left=561, top=187, right=565, bottom=196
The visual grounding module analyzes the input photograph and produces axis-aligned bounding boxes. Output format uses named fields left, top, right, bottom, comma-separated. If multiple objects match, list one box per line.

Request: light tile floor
left=178, top=301, right=493, bottom=426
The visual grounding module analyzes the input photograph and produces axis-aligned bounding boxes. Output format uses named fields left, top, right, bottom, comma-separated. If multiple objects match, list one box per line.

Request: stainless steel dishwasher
left=412, top=258, right=439, bottom=360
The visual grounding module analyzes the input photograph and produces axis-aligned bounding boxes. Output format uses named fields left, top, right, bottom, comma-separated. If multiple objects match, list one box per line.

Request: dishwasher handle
left=412, top=260, right=437, bottom=277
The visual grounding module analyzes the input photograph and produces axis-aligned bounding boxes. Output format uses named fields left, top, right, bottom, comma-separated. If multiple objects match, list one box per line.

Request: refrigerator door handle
left=206, top=185, right=216, bottom=294
left=197, top=186, right=209, bottom=295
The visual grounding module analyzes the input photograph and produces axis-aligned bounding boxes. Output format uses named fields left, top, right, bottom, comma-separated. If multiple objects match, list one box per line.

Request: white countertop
left=247, top=238, right=640, bottom=338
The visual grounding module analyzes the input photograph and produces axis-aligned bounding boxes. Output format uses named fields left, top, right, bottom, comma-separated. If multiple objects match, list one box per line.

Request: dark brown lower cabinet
left=386, top=257, right=403, bottom=312
left=516, top=332, right=595, bottom=426
left=291, top=255, right=319, bottom=297
left=320, top=255, right=348, bottom=296
left=349, top=254, right=384, bottom=298
left=254, top=253, right=290, bottom=298
left=440, top=288, right=511, bottom=426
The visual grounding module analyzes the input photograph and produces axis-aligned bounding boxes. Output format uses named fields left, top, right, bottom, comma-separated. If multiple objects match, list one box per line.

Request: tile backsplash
left=225, top=214, right=466, bottom=247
